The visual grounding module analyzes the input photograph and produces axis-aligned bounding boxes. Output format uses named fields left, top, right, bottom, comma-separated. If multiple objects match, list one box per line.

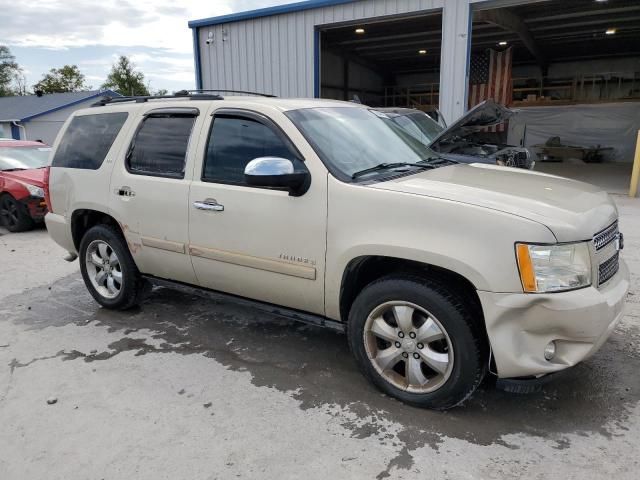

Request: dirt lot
left=1, top=196, right=639, bottom=480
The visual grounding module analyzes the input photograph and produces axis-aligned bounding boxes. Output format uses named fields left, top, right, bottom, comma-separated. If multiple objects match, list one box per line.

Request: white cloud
left=0, top=1, right=275, bottom=53
left=0, top=0, right=283, bottom=91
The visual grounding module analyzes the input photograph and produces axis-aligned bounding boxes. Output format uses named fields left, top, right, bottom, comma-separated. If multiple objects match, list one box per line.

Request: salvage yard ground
left=1, top=196, right=639, bottom=480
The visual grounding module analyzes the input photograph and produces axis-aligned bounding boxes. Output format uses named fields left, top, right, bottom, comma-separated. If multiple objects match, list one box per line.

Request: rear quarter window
left=52, top=112, right=128, bottom=169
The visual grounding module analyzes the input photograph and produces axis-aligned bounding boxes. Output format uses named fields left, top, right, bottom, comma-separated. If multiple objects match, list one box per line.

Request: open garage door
left=471, top=0, right=640, bottom=194
left=318, top=11, right=442, bottom=111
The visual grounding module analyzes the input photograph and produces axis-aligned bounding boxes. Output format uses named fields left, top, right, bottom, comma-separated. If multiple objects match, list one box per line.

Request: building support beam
left=475, top=9, right=548, bottom=74
left=439, top=0, right=472, bottom=122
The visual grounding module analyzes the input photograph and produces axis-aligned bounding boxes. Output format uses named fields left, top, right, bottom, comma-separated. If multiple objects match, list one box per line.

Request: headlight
left=516, top=242, right=591, bottom=293
left=24, top=183, right=45, bottom=198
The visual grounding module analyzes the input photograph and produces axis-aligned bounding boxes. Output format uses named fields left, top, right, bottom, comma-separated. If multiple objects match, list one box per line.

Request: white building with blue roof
left=0, top=89, right=119, bottom=145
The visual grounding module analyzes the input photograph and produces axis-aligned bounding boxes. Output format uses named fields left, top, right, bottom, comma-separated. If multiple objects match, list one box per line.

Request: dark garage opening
left=319, top=11, right=443, bottom=110
left=470, top=0, right=640, bottom=193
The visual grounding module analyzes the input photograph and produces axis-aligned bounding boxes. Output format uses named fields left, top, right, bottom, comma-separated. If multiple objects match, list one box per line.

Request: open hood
left=429, top=99, right=515, bottom=150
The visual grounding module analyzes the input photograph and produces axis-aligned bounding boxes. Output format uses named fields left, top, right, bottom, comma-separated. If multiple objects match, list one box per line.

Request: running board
left=142, top=275, right=346, bottom=333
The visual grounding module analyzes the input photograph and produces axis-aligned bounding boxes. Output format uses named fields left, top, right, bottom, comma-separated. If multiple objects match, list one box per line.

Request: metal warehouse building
left=189, top=0, right=640, bottom=192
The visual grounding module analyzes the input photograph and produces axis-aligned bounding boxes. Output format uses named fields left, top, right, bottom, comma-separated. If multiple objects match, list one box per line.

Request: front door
left=109, top=107, right=202, bottom=285
left=188, top=107, right=327, bottom=315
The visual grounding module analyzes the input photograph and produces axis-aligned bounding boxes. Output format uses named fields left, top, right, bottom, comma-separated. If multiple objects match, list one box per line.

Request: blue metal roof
left=0, top=89, right=120, bottom=122
left=188, top=0, right=358, bottom=28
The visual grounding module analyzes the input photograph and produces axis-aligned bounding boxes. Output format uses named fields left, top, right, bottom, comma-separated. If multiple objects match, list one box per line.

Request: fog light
left=544, top=341, right=556, bottom=361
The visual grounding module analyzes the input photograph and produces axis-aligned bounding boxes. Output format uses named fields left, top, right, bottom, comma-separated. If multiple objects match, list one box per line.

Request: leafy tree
left=154, top=88, right=168, bottom=96
left=0, top=45, right=21, bottom=96
left=33, top=65, right=88, bottom=93
left=102, top=56, right=149, bottom=96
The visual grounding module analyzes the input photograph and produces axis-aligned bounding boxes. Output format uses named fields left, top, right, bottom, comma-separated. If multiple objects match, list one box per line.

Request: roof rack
left=91, top=91, right=223, bottom=107
left=91, top=88, right=277, bottom=107
left=182, top=89, right=277, bottom=98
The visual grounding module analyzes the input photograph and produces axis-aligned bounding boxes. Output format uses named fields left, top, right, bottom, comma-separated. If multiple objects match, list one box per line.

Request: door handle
left=193, top=199, right=224, bottom=212
left=115, top=186, right=135, bottom=197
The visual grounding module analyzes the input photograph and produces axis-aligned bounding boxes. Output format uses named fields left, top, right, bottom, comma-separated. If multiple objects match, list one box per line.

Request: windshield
left=285, top=107, right=439, bottom=180
left=0, top=146, right=52, bottom=171
left=389, top=112, right=444, bottom=145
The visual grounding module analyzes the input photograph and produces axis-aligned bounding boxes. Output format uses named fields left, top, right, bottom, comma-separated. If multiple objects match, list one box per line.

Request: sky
left=0, top=0, right=284, bottom=93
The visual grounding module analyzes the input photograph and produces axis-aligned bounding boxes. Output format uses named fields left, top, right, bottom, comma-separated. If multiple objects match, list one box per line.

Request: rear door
left=188, top=107, right=328, bottom=315
left=109, top=107, right=203, bottom=284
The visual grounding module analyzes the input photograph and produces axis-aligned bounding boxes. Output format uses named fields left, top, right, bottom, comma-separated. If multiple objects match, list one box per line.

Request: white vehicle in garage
left=377, top=100, right=534, bottom=170
left=45, top=92, right=629, bottom=409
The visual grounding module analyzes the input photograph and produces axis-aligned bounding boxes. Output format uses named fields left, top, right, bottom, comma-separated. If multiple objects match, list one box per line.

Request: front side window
left=52, top=112, right=128, bottom=169
left=285, top=107, right=439, bottom=180
left=127, top=114, right=196, bottom=178
left=203, top=115, right=300, bottom=185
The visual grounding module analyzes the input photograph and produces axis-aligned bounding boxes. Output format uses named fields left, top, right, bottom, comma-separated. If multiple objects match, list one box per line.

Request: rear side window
left=52, top=112, right=128, bottom=169
left=203, top=116, right=298, bottom=185
left=127, top=114, right=196, bottom=179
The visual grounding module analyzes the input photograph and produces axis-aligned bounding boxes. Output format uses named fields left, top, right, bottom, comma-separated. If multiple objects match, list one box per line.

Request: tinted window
left=52, top=112, right=128, bottom=169
left=128, top=115, right=196, bottom=178
left=203, top=116, right=297, bottom=185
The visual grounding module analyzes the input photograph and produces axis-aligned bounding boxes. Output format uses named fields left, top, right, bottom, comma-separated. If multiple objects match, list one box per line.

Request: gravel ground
left=0, top=195, right=638, bottom=480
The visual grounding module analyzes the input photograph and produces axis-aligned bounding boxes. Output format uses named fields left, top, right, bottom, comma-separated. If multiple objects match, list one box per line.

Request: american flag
left=469, top=47, right=513, bottom=132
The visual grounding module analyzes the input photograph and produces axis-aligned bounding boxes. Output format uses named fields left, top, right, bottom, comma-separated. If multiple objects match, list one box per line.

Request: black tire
left=0, top=194, right=34, bottom=232
left=79, top=224, right=147, bottom=310
left=347, top=275, right=487, bottom=410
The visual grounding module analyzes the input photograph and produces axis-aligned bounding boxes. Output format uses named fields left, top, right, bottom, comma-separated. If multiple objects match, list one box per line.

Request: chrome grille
left=598, top=252, right=619, bottom=286
left=593, top=221, right=618, bottom=251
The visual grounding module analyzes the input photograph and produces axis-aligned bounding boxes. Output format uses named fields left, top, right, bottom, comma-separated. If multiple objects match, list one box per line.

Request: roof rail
left=91, top=91, right=223, bottom=107
left=184, top=89, right=277, bottom=98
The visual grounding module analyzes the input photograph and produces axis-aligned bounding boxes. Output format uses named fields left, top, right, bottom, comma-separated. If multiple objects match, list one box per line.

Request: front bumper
left=21, top=196, right=48, bottom=221
left=479, top=258, right=629, bottom=379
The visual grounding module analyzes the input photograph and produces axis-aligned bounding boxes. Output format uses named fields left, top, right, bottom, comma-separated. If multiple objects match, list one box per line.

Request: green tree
left=0, top=45, right=21, bottom=96
left=33, top=65, right=88, bottom=93
left=102, top=56, right=149, bottom=96
left=154, top=88, right=168, bottom=96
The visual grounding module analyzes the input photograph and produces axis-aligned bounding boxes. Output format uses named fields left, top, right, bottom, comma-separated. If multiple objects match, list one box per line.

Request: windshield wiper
left=351, top=162, right=433, bottom=179
left=0, top=168, right=26, bottom=172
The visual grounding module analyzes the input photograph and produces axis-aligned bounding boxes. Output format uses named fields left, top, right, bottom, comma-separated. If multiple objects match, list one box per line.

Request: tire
left=0, top=194, right=34, bottom=232
left=78, top=224, right=147, bottom=310
left=347, top=275, right=487, bottom=410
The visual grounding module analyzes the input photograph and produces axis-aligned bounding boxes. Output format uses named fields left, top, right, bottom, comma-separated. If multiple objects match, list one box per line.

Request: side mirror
left=244, top=157, right=310, bottom=196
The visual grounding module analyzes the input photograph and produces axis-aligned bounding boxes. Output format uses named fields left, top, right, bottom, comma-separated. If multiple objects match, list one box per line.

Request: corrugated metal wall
left=195, top=0, right=534, bottom=120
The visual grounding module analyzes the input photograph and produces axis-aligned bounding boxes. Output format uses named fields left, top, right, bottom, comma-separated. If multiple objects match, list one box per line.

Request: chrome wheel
left=85, top=240, right=122, bottom=299
left=363, top=301, right=454, bottom=393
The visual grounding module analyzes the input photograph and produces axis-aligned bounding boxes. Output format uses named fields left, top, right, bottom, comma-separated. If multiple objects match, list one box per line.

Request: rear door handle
left=193, top=199, right=224, bottom=212
left=115, top=186, right=135, bottom=197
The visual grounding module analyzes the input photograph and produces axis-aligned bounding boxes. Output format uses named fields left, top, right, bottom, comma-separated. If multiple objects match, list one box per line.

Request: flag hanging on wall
left=469, top=47, right=513, bottom=132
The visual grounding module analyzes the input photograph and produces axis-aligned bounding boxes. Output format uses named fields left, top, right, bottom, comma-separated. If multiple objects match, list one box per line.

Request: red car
left=0, top=140, right=52, bottom=232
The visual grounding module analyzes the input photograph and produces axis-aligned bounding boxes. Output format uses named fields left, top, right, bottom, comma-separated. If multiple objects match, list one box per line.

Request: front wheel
left=0, top=194, right=34, bottom=232
left=347, top=276, right=487, bottom=409
left=79, top=224, right=147, bottom=310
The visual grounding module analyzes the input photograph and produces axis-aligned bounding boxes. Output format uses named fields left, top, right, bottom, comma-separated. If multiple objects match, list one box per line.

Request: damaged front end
left=429, top=99, right=534, bottom=170
left=437, top=139, right=533, bottom=169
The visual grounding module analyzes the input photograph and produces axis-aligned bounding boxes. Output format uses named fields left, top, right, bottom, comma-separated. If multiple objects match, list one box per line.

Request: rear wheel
left=347, top=276, right=487, bottom=409
left=0, top=194, right=34, bottom=232
left=79, top=224, right=147, bottom=309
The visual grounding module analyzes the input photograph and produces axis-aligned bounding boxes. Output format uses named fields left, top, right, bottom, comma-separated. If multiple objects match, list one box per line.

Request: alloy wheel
left=363, top=301, right=454, bottom=393
left=85, top=240, right=123, bottom=299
